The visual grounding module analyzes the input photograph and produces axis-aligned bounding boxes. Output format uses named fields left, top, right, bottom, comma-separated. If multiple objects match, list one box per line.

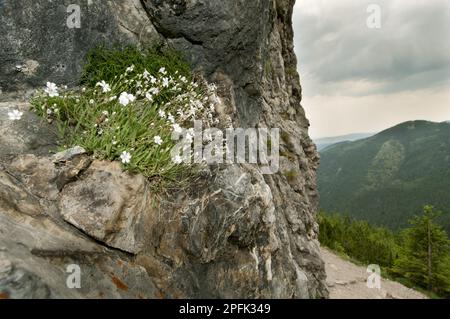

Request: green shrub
left=318, top=212, right=398, bottom=267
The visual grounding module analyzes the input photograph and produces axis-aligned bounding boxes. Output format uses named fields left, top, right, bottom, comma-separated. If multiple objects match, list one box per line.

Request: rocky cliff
left=0, top=0, right=327, bottom=298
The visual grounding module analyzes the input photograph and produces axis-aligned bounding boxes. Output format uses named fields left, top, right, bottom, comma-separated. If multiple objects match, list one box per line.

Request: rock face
left=59, top=160, right=152, bottom=254
left=0, top=0, right=327, bottom=299
left=0, top=102, right=58, bottom=158
left=0, top=0, right=160, bottom=92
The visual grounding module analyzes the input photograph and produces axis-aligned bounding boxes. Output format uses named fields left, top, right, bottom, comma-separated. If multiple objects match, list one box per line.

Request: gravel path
left=321, top=247, right=427, bottom=299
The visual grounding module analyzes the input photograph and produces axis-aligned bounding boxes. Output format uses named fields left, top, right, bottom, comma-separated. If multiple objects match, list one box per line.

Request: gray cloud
left=293, top=0, right=450, bottom=96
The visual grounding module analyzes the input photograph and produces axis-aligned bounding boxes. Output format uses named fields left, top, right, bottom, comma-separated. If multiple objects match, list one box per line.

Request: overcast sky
left=293, top=0, right=450, bottom=139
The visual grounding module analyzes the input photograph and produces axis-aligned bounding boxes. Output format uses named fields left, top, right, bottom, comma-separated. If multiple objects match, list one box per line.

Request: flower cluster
left=31, top=63, right=222, bottom=184
left=44, top=82, right=59, bottom=97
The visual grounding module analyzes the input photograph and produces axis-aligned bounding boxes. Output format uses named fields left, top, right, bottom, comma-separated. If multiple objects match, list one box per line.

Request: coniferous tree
left=393, top=205, right=450, bottom=294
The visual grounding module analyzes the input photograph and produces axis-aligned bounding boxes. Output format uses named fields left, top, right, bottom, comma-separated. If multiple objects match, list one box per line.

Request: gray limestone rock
left=0, top=0, right=160, bottom=92
left=0, top=102, right=58, bottom=159
left=0, top=0, right=328, bottom=299
left=59, top=160, right=152, bottom=254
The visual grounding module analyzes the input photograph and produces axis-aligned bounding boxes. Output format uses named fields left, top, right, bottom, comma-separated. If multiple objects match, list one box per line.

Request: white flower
left=112, top=140, right=118, bottom=146
left=158, top=109, right=166, bottom=118
left=8, top=110, right=23, bottom=121
left=149, top=87, right=160, bottom=95
left=126, top=65, right=135, bottom=73
left=89, top=99, right=95, bottom=104
left=154, top=136, right=163, bottom=146
left=120, top=151, right=132, bottom=164
left=173, top=155, right=183, bottom=164
left=167, top=113, right=175, bottom=123
left=118, top=92, right=135, bottom=106
left=102, top=110, right=109, bottom=116
left=143, top=69, right=150, bottom=79
left=173, top=123, right=183, bottom=134
left=162, top=77, right=169, bottom=88
left=159, top=67, right=166, bottom=74
left=96, top=81, right=111, bottom=93
left=145, top=92, right=153, bottom=102
left=44, top=82, right=59, bottom=97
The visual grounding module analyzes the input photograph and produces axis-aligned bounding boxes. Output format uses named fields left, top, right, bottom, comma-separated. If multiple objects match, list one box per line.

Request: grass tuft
left=80, top=45, right=192, bottom=88
left=31, top=46, right=218, bottom=191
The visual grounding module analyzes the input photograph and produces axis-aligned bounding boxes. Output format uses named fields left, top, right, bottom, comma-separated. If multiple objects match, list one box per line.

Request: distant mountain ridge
left=314, top=133, right=375, bottom=151
left=317, top=120, right=450, bottom=232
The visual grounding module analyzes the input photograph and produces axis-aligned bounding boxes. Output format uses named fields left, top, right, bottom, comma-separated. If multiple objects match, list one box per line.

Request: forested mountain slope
left=318, top=121, right=450, bottom=232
